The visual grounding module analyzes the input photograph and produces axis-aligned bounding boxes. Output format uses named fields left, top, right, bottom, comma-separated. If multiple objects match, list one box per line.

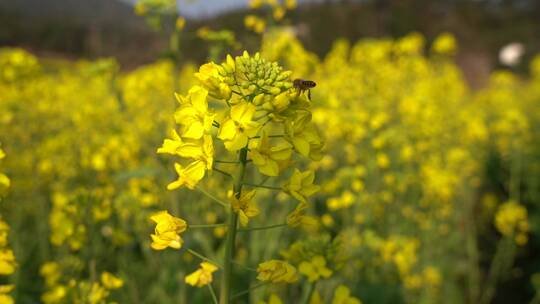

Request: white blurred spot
left=499, top=42, right=525, bottom=66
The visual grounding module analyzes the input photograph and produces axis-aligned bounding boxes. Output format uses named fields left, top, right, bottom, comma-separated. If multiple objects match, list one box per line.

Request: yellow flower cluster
left=495, top=200, right=529, bottom=245
left=1, top=22, right=540, bottom=303
left=0, top=145, right=15, bottom=304
left=257, top=260, right=298, bottom=283
left=40, top=261, right=123, bottom=304
left=245, top=0, right=297, bottom=33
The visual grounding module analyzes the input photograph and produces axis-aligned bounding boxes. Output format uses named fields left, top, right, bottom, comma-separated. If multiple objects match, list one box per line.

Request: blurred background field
left=1, top=0, right=540, bottom=303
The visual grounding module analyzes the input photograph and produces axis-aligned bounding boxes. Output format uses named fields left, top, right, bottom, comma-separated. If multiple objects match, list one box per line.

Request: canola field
left=1, top=9, right=540, bottom=304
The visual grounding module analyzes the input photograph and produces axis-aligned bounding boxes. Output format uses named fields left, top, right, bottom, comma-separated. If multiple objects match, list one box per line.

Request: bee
left=293, top=78, right=316, bottom=100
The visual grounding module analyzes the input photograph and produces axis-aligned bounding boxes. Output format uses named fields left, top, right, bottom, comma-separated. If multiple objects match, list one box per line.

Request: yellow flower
left=0, top=220, right=9, bottom=247
left=285, top=114, right=323, bottom=160
left=230, top=190, right=260, bottom=227
left=422, top=266, right=441, bottom=287
left=134, top=2, right=147, bottom=15
left=273, top=7, right=286, bottom=21
left=285, top=0, right=297, bottom=9
left=88, top=282, right=108, bottom=304
left=287, top=202, right=307, bottom=227
left=185, top=262, right=218, bottom=287
left=175, top=17, right=186, bottom=30
left=174, top=86, right=215, bottom=139
left=495, top=200, right=529, bottom=245
left=257, top=260, right=298, bottom=283
left=158, top=131, right=214, bottom=170
left=167, top=160, right=207, bottom=190
left=0, top=249, right=16, bottom=275
left=41, top=285, right=66, bottom=304
left=259, top=294, right=283, bottom=304
left=195, top=63, right=232, bottom=100
left=249, top=132, right=292, bottom=176
left=101, top=272, right=124, bottom=289
left=40, top=262, right=61, bottom=287
left=332, top=285, right=362, bottom=304
left=283, top=169, right=320, bottom=203
left=432, top=32, right=457, bottom=55
left=218, top=102, right=260, bottom=151
left=0, top=285, right=14, bottom=304
left=0, top=174, right=9, bottom=195
left=249, top=0, right=264, bottom=9
left=299, top=255, right=332, bottom=282
left=244, top=15, right=266, bottom=34
left=149, top=210, right=187, bottom=250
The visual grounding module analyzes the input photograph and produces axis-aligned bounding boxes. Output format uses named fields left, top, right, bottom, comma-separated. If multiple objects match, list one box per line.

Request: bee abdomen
left=293, top=79, right=317, bottom=89
left=302, top=80, right=316, bottom=88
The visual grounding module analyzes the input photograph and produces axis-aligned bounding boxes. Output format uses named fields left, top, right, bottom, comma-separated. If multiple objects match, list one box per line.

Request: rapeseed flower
left=185, top=262, right=218, bottom=287
left=218, top=102, right=260, bottom=151
left=257, top=260, right=298, bottom=283
left=299, top=255, right=332, bottom=282
left=229, top=190, right=260, bottom=227
left=149, top=210, right=187, bottom=250
left=283, top=169, right=320, bottom=203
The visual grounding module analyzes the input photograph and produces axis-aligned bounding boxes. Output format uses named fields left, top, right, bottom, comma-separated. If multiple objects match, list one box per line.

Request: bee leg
left=308, top=90, right=311, bottom=100
left=295, top=89, right=301, bottom=97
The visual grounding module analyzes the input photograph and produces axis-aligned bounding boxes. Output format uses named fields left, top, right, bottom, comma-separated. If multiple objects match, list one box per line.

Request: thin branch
left=258, top=175, right=271, bottom=186
left=186, top=249, right=222, bottom=268
left=208, top=284, right=219, bottom=304
left=189, top=223, right=228, bottom=228
left=212, top=167, right=234, bottom=179
left=231, top=282, right=270, bottom=299
left=214, top=160, right=239, bottom=164
left=232, top=261, right=257, bottom=272
left=242, top=182, right=281, bottom=191
left=250, top=134, right=285, bottom=139
left=238, top=223, right=288, bottom=232
left=196, top=186, right=229, bottom=208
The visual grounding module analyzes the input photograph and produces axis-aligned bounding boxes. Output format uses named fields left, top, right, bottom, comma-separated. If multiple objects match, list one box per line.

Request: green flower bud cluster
left=209, top=51, right=293, bottom=101
left=234, top=51, right=293, bottom=95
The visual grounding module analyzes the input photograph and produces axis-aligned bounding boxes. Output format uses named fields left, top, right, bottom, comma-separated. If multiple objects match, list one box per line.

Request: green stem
left=196, top=186, right=228, bottom=208
left=301, top=281, right=317, bottom=304
left=208, top=284, right=219, bottom=304
left=479, top=236, right=517, bottom=304
left=219, top=148, right=248, bottom=304
left=242, top=182, right=281, bottom=191
left=190, top=223, right=228, bottom=228
left=238, top=223, right=287, bottom=232
left=213, top=167, right=234, bottom=179
left=232, top=261, right=257, bottom=272
left=465, top=195, right=480, bottom=303
left=214, top=160, right=239, bottom=164
left=187, top=249, right=222, bottom=268
left=231, top=281, right=269, bottom=299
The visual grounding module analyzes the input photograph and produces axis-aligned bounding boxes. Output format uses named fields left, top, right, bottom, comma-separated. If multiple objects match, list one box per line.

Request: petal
left=218, top=119, right=237, bottom=140
left=189, top=86, right=209, bottom=113
left=182, top=122, right=205, bottom=139
left=292, top=137, right=310, bottom=157
left=150, top=211, right=171, bottom=223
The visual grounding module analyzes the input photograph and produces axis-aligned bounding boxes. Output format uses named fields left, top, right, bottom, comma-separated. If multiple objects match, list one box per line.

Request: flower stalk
left=220, top=147, right=248, bottom=304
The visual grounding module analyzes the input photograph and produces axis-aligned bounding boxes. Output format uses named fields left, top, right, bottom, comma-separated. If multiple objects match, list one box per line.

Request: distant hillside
left=1, top=0, right=540, bottom=84
left=0, top=0, right=163, bottom=66
left=0, top=0, right=143, bottom=26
